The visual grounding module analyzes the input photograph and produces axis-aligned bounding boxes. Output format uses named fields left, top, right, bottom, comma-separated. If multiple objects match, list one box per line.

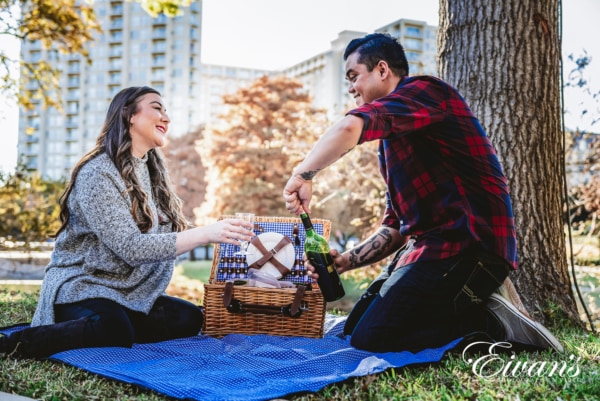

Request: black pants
left=344, top=247, right=510, bottom=353
left=54, top=296, right=205, bottom=348
left=2, top=296, right=204, bottom=358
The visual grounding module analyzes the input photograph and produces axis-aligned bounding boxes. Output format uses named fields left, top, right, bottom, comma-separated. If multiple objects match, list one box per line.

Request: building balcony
left=25, top=159, right=38, bottom=170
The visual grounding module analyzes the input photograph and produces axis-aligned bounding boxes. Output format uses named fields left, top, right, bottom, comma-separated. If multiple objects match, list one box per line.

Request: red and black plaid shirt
left=348, top=76, right=517, bottom=269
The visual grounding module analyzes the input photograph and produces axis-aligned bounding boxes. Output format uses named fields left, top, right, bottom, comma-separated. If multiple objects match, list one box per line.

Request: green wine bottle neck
left=300, top=212, right=314, bottom=231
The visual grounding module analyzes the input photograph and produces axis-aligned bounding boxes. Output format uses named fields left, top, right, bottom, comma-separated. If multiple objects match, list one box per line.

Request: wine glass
left=234, top=212, right=255, bottom=256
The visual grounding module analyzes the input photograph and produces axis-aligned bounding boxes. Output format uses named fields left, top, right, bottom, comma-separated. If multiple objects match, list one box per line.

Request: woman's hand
left=176, top=218, right=254, bottom=255
left=203, top=218, right=255, bottom=245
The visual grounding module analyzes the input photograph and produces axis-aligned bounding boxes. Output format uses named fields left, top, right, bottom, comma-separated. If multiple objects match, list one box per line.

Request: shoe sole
left=487, top=293, right=564, bottom=353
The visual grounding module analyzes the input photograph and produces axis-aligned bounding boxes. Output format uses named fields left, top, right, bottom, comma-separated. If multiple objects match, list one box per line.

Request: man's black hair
left=343, top=33, right=409, bottom=78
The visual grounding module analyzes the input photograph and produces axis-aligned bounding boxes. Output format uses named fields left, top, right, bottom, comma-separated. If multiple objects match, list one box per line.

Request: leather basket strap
left=247, top=235, right=292, bottom=276
left=222, top=282, right=307, bottom=318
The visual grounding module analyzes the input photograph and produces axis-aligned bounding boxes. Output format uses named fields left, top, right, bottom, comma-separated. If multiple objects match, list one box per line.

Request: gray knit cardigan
left=31, top=153, right=178, bottom=326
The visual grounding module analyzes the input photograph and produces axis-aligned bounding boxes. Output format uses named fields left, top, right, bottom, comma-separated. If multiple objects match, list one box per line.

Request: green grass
left=1, top=288, right=599, bottom=401
left=178, top=260, right=213, bottom=283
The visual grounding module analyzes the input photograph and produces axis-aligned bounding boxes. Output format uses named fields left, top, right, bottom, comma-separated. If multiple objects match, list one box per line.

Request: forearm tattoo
left=299, top=146, right=354, bottom=181
left=299, top=170, right=320, bottom=180
left=348, top=228, right=395, bottom=268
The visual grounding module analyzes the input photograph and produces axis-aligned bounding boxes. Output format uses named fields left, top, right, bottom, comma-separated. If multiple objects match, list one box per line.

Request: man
left=283, top=33, right=563, bottom=353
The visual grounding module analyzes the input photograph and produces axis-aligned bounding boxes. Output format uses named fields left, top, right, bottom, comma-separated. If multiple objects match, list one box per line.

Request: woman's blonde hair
left=55, top=86, right=188, bottom=236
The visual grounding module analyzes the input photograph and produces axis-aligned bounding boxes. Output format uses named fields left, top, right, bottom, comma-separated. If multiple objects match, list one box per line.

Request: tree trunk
left=437, top=0, right=580, bottom=324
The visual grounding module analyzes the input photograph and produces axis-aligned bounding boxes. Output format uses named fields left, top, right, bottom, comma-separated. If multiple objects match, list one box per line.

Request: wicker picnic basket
left=203, top=215, right=330, bottom=338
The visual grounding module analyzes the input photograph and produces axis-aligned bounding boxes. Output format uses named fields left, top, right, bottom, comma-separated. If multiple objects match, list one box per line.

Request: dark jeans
left=54, top=295, right=204, bottom=348
left=344, top=247, right=510, bottom=353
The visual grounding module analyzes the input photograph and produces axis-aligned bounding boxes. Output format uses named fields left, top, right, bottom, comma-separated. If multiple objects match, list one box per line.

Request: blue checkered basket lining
left=213, top=218, right=326, bottom=285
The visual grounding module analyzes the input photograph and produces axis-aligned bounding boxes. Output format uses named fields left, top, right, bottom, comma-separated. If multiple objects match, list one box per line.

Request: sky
left=0, top=0, right=598, bottom=172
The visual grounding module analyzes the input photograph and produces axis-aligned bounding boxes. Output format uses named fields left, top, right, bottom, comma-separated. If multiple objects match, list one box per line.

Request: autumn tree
left=0, top=162, right=64, bottom=246
left=438, top=0, right=580, bottom=323
left=0, top=0, right=101, bottom=110
left=564, top=53, right=600, bottom=236
left=195, top=75, right=329, bottom=222
left=566, top=130, right=600, bottom=234
left=162, top=126, right=207, bottom=224
left=192, top=74, right=385, bottom=258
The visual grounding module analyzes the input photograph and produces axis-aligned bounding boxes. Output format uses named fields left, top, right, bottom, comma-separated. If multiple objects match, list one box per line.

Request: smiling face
left=345, top=52, right=399, bottom=106
left=129, top=93, right=170, bottom=157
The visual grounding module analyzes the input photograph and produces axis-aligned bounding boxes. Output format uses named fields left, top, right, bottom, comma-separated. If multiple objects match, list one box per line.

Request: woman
left=1, top=86, right=254, bottom=358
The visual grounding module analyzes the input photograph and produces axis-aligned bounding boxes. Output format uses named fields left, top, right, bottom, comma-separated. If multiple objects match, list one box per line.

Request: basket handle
left=222, top=282, right=307, bottom=318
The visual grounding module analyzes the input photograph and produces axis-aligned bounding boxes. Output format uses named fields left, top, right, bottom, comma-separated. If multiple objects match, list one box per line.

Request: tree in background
left=0, top=0, right=100, bottom=111
left=438, top=0, right=580, bottom=324
left=564, top=52, right=600, bottom=129
left=163, top=126, right=206, bottom=225
left=311, top=136, right=385, bottom=237
left=564, top=53, right=600, bottom=238
left=0, top=162, right=64, bottom=246
left=195, top=76, right=329, bottom=221
left=0, top=0, right=194, bottom=111
left=195, top=74, right=387, bottom=255
left=137, top=0, right=194, bottom=17
left=566, top=130, right=599, bottom=235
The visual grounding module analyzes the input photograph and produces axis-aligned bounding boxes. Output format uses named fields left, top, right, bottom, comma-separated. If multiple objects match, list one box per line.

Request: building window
left=153, top=27, right=166, bottom=38
left=151, top=68, right=165, bottom=80
left=406, top=26, right=422, bottom=37
left=404, top=38, right=422, bottom=51
left=406, top=51, right=420, bottom=61
left=153, top=40, right=166, bottom=52
left=110, top=71, right=121, bottom=83
left=110, top=31, right=123, bottom=42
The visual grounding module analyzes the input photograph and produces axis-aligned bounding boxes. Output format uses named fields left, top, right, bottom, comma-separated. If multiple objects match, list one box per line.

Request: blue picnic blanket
left=2, top=316, right=461, bottom=401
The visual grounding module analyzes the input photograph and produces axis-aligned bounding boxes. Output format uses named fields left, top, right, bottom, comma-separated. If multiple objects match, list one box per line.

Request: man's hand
left=283, top=175, right=313, bottom=215
left=304, top=248, right=350, bottom=280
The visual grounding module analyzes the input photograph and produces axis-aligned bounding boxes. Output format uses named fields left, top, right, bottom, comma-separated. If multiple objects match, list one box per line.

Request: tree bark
left=437, top=0, right=580, bottom=323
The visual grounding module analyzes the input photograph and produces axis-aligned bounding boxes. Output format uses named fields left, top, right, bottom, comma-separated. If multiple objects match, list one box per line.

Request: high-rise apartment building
left=199, top=19, right=437, bottom=126
left=282, top=19, right=437, bottom=118
left=18, top=12, right=436, bottom=179
left=198, top=64, right=273, bottom=126
left=17, top=0, right=202, bottom=179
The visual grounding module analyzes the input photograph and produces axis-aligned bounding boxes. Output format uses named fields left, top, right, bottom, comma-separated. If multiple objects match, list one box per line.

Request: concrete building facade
left=18, top=6, right=436, bottom=179
left=282, top=19, right=437, bottom=118
left=18, top=0, right=203, bottom=179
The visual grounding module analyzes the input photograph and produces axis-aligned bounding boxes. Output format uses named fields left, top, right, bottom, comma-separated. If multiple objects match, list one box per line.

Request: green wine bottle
left=300, top=212, right=345, bottom=302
